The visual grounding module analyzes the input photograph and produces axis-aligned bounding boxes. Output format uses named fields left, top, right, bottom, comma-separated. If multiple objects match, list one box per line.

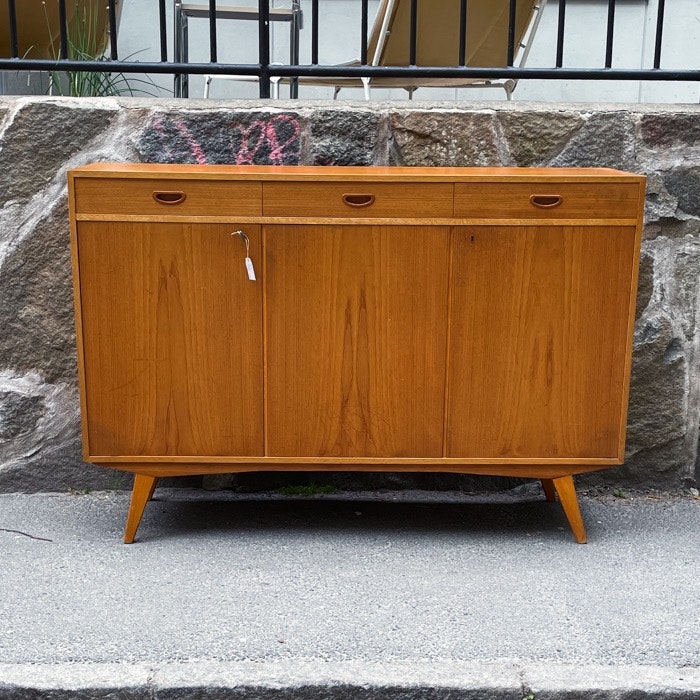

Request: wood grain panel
left=454, top=182, right=639, bottom=219
left=265, top=224, right=450, bottom=457
left=263, top=182, right=454, bottom=218
left=447, top=225, right=637, bottom=459
left=74, top=178, right=262, bottom=216
left=71, top=162, right=645, bottom=184
left=77, top=221, right=263, bottom=456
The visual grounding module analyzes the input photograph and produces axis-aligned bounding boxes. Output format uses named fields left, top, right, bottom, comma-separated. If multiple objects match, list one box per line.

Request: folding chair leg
left=333, top=87, right=341, bottom=100
left=504, top=80, right=514, bottom=100
left=271, top=77, right=281, bottom=99
left=361, top=76, right=371, bottom=100
left=203, top=75, right=212, bottom=98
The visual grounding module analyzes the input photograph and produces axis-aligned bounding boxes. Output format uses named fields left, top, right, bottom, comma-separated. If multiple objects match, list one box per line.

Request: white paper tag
left=245, top=257, right=256, bottom=281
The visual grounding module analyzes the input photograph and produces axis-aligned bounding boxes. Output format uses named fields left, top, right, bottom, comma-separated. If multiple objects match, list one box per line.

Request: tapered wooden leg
left=540, top=478, right=557, bottom=503
left=124, top=474, right=159, bottom=544
left=552, top=475, right=587, bottom=544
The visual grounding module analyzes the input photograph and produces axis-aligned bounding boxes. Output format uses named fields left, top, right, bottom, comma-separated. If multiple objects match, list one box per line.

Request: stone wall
left=1, top=96, right=698, bottom=492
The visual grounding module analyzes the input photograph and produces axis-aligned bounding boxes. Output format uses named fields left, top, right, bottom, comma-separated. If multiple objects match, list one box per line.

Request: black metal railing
left=0, top=0, right=697, bottom=99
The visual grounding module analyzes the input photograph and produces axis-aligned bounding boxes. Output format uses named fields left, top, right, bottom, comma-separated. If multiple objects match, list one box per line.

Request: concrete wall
left=0, top=96, right=699, bottom=493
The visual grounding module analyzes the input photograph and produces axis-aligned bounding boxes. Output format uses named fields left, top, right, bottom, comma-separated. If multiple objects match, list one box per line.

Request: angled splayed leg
left=124, top=474, right=159, bottom=544
left=552, top=475, right=587, bottom=544
left=540, top=478, right=557, bottom=503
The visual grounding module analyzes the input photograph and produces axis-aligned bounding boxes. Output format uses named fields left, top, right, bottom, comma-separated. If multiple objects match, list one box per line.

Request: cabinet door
left=447, top=225, right=637, bottom=460
left=265, top=224, right=450, bottom=457
left=77, top=222, right=263, bottom=457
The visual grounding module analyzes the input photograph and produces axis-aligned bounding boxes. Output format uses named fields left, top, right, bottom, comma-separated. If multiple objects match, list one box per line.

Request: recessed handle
left=530, top=194, right=563, bottom=209
left=153, top=191, right=187, bottom=205
left=342, top=193, right=375, bottom=208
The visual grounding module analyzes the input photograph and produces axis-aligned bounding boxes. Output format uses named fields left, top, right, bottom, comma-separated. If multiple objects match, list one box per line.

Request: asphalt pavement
left=1, top=486, right=699, bottom=698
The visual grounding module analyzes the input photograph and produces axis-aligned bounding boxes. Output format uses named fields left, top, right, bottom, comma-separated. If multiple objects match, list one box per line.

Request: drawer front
left=454, top=182, right=641, bottom=219
left=263, top=182, right=454, bottom=218
left=73, top=178, right=262, bottom=216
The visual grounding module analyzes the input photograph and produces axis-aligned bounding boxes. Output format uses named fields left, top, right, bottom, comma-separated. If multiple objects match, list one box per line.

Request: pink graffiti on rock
left=148, top=114, right=300, bottom=165
left=176, top=121, right=207, bottom=164
left=235, top=114, right=300, bottom=165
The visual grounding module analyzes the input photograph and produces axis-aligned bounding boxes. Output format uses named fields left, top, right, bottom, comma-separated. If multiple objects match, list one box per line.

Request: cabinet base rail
left=120, top=468, right=590, bottom=545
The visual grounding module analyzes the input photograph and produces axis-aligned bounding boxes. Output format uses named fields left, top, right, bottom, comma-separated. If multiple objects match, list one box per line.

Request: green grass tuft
left=278, top=483, right=338, bottom=496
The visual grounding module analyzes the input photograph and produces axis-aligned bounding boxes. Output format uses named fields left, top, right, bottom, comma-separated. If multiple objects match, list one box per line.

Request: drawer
left=454, top=182, right=641, bottom=219
left=72, top=178, right=262, bottom=216
left=263, top=182, right=454, bottom=218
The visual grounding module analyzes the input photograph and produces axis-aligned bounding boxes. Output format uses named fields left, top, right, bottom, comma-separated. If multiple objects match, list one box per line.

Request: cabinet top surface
left=69, top=163, right=645, bottom=183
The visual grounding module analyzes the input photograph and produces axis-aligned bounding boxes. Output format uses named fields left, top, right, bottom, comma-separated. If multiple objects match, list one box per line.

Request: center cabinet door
left=77, top=221, right=264, bottom=458
left=264, top=224, right=450, bottom=457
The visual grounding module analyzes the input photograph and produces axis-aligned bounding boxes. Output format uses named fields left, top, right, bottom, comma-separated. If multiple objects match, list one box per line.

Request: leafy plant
left=44, top=0, right=156, bottom=96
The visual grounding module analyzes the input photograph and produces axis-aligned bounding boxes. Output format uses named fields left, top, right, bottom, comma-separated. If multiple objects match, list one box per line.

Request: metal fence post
left=259, top=0, right=271, bottom=98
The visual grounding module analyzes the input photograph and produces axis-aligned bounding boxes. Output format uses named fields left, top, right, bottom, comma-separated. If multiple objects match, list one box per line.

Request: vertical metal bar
left=182, top=15, right=190, bottom=96
left=653, top=0, right=666, bottom=69
left=507, top=0, right=516, bottom=66
left=605, top=0, right=616, bottom=68
left=361, top=0, right=369, bottom=65
left=158, top=0, right=168, bottom=62
left=458, top=0, right=467, bottom=66
left=259, top=0, right=271, bottom=97
left=7, top=0, right=18, bottom=57
left=209, top=0, right=218, bottom=62
left=311, top=0, right=319, bottom=64
left=108, top=0, right=118, bottom=60
left=409, top=0, right=418, bottom=65
left=290, top=1, right=300, bottom=97
left=556, top=0, right=566, bottom=67
left=58, top=0, right=68, bottom=59
left=174, top=0, right=182, bottom=96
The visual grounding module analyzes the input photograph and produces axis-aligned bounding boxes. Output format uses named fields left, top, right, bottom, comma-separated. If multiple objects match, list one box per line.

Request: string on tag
left=231, top=230, right=256, bottom=281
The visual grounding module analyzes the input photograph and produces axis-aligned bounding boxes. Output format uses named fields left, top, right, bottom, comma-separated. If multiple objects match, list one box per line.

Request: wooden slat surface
left=70, top=163, right=646, bottom=184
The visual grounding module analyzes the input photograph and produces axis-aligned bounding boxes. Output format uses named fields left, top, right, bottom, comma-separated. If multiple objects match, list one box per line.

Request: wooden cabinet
left=68, top=164, right=645, bottom=543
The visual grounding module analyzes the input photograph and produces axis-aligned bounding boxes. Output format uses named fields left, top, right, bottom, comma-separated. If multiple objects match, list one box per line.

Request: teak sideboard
left=68, top=164, right=645, bottom=543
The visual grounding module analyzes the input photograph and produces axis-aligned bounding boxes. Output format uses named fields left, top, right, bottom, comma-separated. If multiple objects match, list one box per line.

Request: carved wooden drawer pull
left=342, top=193, right=375, bottom=207
left=153, top=191, right=187, bottom=205
left=530, top=194, right=563, bottom=208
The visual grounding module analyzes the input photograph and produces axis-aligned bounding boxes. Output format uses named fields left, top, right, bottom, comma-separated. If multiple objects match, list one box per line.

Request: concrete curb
left=2, top=660, right=700, bottom=699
